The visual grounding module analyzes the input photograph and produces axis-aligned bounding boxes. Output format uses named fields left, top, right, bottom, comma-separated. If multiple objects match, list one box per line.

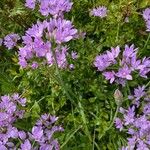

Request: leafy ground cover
left=0, top=0, right=150, bottom=149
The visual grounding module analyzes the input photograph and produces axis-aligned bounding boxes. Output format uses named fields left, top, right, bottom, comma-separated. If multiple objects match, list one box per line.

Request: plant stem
left=99, top=104, right=120, bottom=140
left=51, top=46, right=76, bottom=106
left=78, top=101, right=92, bottom=141
left=60, top=126, right=82, bottom=148
left=146, top=80, right=150, bottom=88
left=143, top=33, right=150, bottom=50
left=107, top=105, right=119, bottom=131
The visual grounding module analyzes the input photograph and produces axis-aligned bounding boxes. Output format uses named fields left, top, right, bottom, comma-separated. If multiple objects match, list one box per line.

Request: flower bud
left=114, top=89, right=123, bottom=105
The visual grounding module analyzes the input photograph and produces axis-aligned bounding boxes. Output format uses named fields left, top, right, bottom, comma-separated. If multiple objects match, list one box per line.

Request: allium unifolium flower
left=25, top=0, right=36, bottom=9
left=0, top=93, right=27, bottom=149
left=142, top=8, right=150, bottom=31
left=0, top=93, right=63, bottom=150
left=4, top=33, right=20, bottom=49
left=18, top=18, right=78, bottom=69
left=94, top=44, right=150, bottom=86
left=115, top=85, right=150, bottom=149
left=29, top=114, right=64, bottom=150
left=90, top=6, right=108, bottom=18
left=25, top=0, right=73, bottom=18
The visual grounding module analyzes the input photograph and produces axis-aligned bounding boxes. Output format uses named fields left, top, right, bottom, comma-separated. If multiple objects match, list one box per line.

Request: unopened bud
left=114, top=89, right=123, bottom=105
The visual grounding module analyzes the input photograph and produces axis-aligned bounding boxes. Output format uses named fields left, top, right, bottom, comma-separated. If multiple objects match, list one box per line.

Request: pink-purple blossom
left=94, top=44, right=150, bottom=86
left=142, top=8, right=150, bottom=31
left=115, top=86, right=150, bottom=149
left=25, top=0, right=73, bottom=18
left=4, top=33, right=20, bottom=49
left=18, top=18, right=78, bottom=69
left=90, top=6, right=108, bottom=18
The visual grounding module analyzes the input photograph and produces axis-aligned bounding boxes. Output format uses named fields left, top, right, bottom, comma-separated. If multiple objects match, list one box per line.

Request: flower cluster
left=115, top=86, right=150, bottom=150
left=0, top=93, right=26, bottom=149
left=94, top=44, right=150, bottom=86
left=29, top=114, right=64, bottom=149
left=4, top=33, right=20, bottom=49
left=0, top=94, right=63, bottom=150
left=90, top=6, right=108, bottom=18
left=25, top=0, right=73, bottom=18
left=18, top=18, right=78, bottom=69
left=142, top=8, right=150, bottom=31
left=19, top=0, right=80, bottom=70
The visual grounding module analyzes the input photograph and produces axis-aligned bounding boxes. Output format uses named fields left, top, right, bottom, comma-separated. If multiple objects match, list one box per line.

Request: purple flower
left=25, top=0, right=36, bottom=9
left=4, top=33, right=20, bottom=49
left=143, top=8, right=150, bottom=21
left=139, top=57, right=150, bottom=78
left=31, top=61, right=39, bottom=69
left=115, top=118, right=123, bottom=131
left=20, top=139, right=31, bottom=150
left=94, top=46, right=120, bottom=71
left=116, top=85, right=150, bottom=149
left=32, top=126, right=43, bottom=142
left=47, top=18, right=78, bottom=44
left=18, top=57, right=28, bottom=68
left=94, top=54, right=110, bottom=71
left=121, top=44, right=138, bottom=66
left=90, top=6, right=108, bottom=18
left=134, top=86, right=145, bottom=100
left=71, top=51, right=78, bottom=60
left=50, top=116, right=58, bottom=124
left=102, top=71, right=115, bottom=83
left=142, top=8, right=150, bottom=31
left=116, top=66, right=132, bottom=80
left=124, top=106, right=135, bottom=125
left=0, top=94, right=26, bottom=127
left=26, top=0, right=73, bottom=18
left=18, top=131, right=26, bottom=140
left=0, top=145, right=7, bottom=150
left=7, top=126, right=18, bottom=139
left=30, top=114, right=63, bottom=149
left=56, top=46, right=68, bottom=68
left=18, top=18, right=78, bottom=69
left=39, top=0, right=73, bottom=17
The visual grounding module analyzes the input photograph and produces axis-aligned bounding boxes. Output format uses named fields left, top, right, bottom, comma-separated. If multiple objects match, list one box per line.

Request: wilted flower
left=114, top=89, right=123, bottom=105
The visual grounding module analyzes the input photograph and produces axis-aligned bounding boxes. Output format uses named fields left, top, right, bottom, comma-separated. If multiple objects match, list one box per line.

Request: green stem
left=143, top=33, right=150, bottom=50
left=99, top=104, right=120, bottom=140
left=146, top=80, right=150, bottom=88
left=115, top=23, right=120, bottom=44
left=51, top=46, right=76, bottom=106
left=60, top=125, right=82, bottom=149
left=78, top=101, right=92, bottom=141
left=107, top=105, right=119, bottom=131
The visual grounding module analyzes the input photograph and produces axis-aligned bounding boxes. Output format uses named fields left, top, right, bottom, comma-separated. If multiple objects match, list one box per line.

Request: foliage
left=0, top=0, right=150, bottom=149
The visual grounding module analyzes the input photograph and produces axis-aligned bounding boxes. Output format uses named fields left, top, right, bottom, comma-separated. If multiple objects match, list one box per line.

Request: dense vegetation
left=0, top=0, right=150, bottom=149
